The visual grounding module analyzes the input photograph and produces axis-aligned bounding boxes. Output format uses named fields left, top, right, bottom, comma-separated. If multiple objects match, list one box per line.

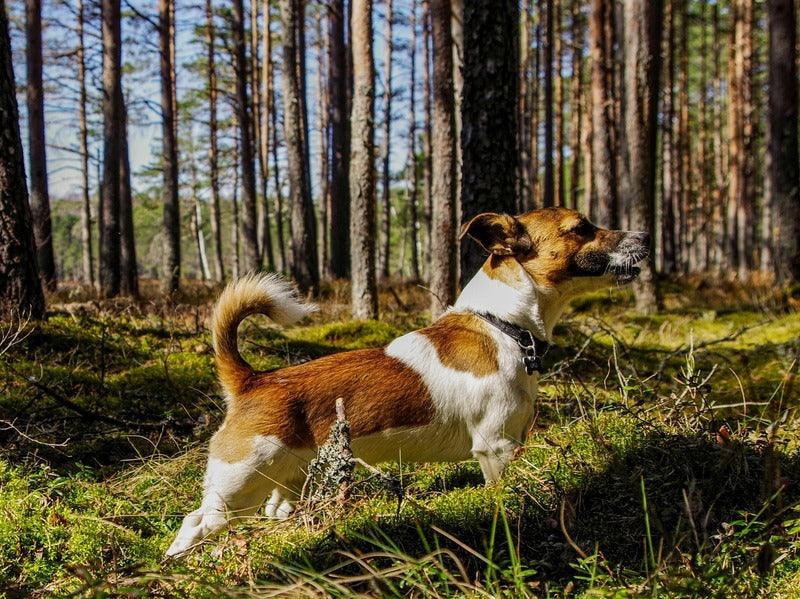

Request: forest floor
left=1, top=278, right=800, bottom=597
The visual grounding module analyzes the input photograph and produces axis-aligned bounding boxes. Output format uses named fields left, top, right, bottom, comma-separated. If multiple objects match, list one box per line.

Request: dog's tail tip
left=212, top=272, right=315, bottom=396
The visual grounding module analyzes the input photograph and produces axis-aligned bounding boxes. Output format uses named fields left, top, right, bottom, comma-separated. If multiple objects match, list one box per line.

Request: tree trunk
left=159, top=0, right=180, bottom=292
left=727, top=0, right=756, bottom=277
left=422, top=0, right=434, bottom=272
left=711, top=3, right=725, bottom=274
left=621, top=0, right=662, bottom=313
left=119, top=96, right=138, bottom=297
left=316, top=8, right=330, bottom=277
left=25, top=0, right=55, bottom=289
left=256, top=0, right=275, bottom=271
left=0, top=0, right=45, bottom=318
left=697, top=0, right=710, bottom=271
left=677, top=0, right=690, bottom=273
left=77, top=0, right=93, bottom=287
left=661, top=0, right=676, bottom=273
left=589, top=0, right=617, bottom=228
left=232, top=125, right=241, bottom=280
left=270, top=53, right=287, bottom=273
left=459, top=0, right=519, bottom=287
left=568, top=0, right=582, bottom=210
left=328, top=0, right=350, bottom=278
left=280, top=0, right=318, bottom=292
left=189, top=131, right=211, bottom=281
left=349, top=0, right=378, bottom=318
left=554, top=0, right=564, bottom=206
left=767, top=0, right=800, bottom=282
left=379, top=0, right=394, bottom=279
left=232, top=0, right=260, bottom=274
left=429, top=0, right=457, bottom=318
left=206, top=0, right=225, bottom=282
left=517, top=0, right=531, bottom=212
left=530, top=15, right=541, bottom=209
left=407, top=0, right=420, bottom=281
left=451, top=0, right=463, bottom=220
left=582, top=69, right=594, bottom=216
left=99, top=0, right=122, bottom=298
left=542, top=0, right=555, bottom=207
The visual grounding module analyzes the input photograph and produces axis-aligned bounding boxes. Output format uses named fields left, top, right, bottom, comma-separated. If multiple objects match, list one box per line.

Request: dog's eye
left=571, top=220, right=594, bottom=237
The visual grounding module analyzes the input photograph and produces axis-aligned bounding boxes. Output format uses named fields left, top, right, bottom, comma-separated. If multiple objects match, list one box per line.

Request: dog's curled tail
left=212, top=273, right=316, bottom=397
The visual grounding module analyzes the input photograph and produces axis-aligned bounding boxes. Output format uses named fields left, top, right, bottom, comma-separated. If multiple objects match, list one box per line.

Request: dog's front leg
left=471, top=436, right=517, bottom=484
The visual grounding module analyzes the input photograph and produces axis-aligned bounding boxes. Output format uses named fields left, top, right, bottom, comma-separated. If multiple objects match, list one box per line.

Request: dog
left=166, top=207, right=649, bottom=557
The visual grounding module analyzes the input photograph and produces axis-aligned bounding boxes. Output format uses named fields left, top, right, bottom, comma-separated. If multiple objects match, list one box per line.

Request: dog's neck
left=453, top=260, right=566, bottom=343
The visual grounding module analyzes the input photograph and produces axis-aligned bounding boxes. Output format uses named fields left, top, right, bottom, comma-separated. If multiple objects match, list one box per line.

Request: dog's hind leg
left=166, top=435, right=304, bottom=557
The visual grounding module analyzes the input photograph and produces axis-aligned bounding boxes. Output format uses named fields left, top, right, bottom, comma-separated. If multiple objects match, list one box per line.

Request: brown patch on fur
left=209, top=349, right=433, bottom=460
left=420, top=313, right=499, bottom=377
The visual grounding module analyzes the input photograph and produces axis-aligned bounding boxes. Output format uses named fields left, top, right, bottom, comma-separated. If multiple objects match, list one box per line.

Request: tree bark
left=280, top=0, right=318, bottom=292
left=542, top=0, right=555, bottom=207
left=459, top=0, right=519, bottom=287
left=711, top=3, right=725, bottom=274
left=316, top=8, right=330, bottom=277
left=25, top=0, right=55, bottom=289
left=119, top=96, right=138, bottom=297
left=530, top=15, right=541, bottom=209
left=99, top=0, right=122, bottom=298
left=77, top=0, right=93, bottom=287
left=621, top=0, right=662, bottom=313
left=677, top=0, right=690, bottom=273
left=159, top=0, right=180, bottom=293
left=189, top=130, right=211, bottom=281
left=589, top=0, right=617, bottom=228
left=349, top=0, right=378, bottom=318
left=727, top=0, right=756, bottom=277
left=231, top=122, right=241, bottom=280
left=269, top=50, right=287, bottom=273
left=379, top=0, right=394, bottom=279
left=554, top=0, right=564, bottom=206
left=429, top=0, right=457, bottom=318
left=568, top=0, right=583, bottom=210
left=407, top=0, right=420, bottom=281
left=206, top=0, right=225, bottom=282
left=232, top=0, right=260, bottom=273
left=517, top=0, right=530, bottom=212
left=767, top=0, right=800, bottom=282
left=327, top=0, right=350, bottom=278
left=0, top=0, right=45, bottom=319
left=661, top=0, right=676, bottom=273
left=255, top=0, right=275, bottom=271
left=422, top=0, right=434, bottom=272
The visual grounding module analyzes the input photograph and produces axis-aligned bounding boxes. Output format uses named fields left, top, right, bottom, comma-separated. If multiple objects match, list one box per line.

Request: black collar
left=470, top=311, right=550, bottom=375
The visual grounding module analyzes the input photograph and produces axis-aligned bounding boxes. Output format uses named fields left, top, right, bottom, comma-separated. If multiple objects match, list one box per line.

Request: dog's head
left=460, top=207, right=650, bottom=293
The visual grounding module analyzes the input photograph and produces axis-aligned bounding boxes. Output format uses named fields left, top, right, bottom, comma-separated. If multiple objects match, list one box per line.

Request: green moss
left=2, top=287, right=800, bottom=595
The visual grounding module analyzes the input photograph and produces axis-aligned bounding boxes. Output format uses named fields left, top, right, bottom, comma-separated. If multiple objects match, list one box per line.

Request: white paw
left=275, top=498, right=294, bottom=520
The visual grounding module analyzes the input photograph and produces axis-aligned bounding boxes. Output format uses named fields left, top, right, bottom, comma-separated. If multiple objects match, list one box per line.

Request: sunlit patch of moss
left=291, top=320, right=405, bottom=350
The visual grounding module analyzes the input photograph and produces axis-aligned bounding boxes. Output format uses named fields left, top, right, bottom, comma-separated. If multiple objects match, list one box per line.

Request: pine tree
left=0, top=0, right=45, bottom=319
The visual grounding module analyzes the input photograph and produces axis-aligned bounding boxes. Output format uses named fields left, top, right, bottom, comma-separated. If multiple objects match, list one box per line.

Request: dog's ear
left=459, top=213, right=533, bottom=256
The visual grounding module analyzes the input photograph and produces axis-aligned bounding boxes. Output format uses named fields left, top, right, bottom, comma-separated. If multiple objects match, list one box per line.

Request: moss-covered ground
left=1, top=279, right=799, bottom=597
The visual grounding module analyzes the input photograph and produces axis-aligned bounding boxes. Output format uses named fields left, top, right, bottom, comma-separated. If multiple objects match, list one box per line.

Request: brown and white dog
left=166, top=207, right=649, bottom=556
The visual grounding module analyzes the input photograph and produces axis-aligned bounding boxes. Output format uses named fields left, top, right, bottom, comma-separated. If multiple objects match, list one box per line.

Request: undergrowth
left=0, top=279, right=798, bottom=597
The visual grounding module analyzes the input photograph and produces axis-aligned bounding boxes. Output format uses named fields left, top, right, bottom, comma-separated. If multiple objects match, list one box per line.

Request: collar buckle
left=469, top=311, right=550, bottom=376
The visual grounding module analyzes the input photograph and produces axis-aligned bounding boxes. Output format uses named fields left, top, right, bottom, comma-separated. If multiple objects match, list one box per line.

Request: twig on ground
left=1, top=361, right=184, bottom=431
